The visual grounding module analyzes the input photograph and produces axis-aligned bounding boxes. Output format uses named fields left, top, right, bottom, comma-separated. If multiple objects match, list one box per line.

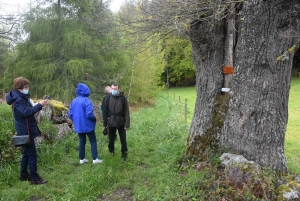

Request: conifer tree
left=2, top=0, right=129, bottom=102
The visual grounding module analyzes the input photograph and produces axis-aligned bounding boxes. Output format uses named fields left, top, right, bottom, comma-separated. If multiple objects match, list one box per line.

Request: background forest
left=1, top=0, right=300, bottom=200
left=0, top=0, right=195, bottom=103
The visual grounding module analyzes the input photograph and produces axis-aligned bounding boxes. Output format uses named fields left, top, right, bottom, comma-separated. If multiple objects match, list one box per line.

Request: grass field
left=0, top=78, right=299, bottom=200
left=285, top=77, right=300, bottom=173
left=162, top=86, right=197, bottom=122
left=0, top=95, right=194, bottom=200
left=164, top=78, right=300, bottom=173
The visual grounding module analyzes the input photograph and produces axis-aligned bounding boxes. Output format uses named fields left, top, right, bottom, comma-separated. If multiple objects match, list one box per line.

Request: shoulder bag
left=11, top=103, right=30, bottom=147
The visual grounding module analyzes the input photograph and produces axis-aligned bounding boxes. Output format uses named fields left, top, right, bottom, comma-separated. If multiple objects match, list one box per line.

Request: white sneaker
left=93, top=158, right=103, bottom=164
left=79, top=158, right=88, bottom=164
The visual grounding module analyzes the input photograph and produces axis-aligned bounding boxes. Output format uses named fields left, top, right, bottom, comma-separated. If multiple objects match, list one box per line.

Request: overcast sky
left=5, top=0, right=125, bottom=13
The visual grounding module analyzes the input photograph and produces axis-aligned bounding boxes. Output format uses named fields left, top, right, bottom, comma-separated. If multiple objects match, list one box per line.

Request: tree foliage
left=119, top=0, right=234, bottom=40
left=126, top=37, right=165, bottom=104
left=160, top=35, right=195, bottom=87
left=1, top=0, right=130, bottom=102
left=117, top=0, right=196, bottom=101
left=116, top=3, right=167, bottom=103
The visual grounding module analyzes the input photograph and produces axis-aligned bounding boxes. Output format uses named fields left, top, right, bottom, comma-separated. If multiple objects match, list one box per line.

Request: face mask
left=22, top=89, right=29, bottom=95
left=111, top=90, right=118, bottom=96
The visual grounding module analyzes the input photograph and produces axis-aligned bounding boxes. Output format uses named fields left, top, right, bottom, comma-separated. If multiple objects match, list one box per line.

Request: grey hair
left=104, top=86, right=110, bottom=93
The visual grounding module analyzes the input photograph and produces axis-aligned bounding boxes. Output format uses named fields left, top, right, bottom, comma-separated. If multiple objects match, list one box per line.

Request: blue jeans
left=21, top=138, right=39, bottom=180
left=78, top=131, right=98, bottom=160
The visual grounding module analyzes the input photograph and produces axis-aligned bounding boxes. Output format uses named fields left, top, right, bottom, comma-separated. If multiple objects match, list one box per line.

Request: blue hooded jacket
left=6, top=90, right=43, bottom=138
left=68, top=83, right=96, bottom=133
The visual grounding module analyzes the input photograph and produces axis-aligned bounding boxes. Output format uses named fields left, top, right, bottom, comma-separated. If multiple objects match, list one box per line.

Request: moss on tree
left=185, top=92, right=230, bottom=161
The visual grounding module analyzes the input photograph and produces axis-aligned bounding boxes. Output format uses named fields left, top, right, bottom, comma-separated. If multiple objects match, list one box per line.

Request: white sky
left=4, top=0, right=125, bottom=13
left=109, top=0, right=125, bottom=13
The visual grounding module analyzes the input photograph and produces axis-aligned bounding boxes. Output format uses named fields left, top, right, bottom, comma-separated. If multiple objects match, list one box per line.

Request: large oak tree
left=121, top=0, right=300, bottom=172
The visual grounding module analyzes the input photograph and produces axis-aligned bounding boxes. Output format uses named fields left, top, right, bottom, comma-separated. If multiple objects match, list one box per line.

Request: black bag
left=103, top=127, right=108, bottom=135
left=12, top=135, right=30, bottom=147
left=11, top=103, right=31, bottom=147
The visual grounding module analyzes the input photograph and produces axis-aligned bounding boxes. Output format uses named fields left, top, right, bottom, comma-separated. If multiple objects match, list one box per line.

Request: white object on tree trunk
left=221, top=88, right=230, bottom=92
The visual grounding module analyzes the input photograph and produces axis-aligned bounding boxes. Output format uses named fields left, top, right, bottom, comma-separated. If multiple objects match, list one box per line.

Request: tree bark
left=185, top=0, right=300, bottom=172
left=185, top=18, right=226, bottom=159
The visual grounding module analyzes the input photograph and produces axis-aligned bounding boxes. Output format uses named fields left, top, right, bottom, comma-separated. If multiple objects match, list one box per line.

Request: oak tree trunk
left=185, top=0, right=300, bottom=172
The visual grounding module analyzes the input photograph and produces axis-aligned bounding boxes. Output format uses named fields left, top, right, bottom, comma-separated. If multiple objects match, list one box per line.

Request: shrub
left=0, top=103, right=58, bottom=166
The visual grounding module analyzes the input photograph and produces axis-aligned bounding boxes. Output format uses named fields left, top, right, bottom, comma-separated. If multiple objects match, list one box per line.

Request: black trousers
left=108, top=126, right=127, bottom=156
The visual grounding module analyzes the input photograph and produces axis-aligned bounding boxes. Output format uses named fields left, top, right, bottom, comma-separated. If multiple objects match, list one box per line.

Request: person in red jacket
left=6, top=77, right=48, bottom=185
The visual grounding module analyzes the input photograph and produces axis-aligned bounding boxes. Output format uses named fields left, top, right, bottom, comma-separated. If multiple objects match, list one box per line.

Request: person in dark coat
left=68, top=83, right=103, bottom=164
left=6, top=77, right=48, bottom=185
left=100, top=86, right=111, bottom=124
left=103, top=86, right=111, bottom=101
left=102, top=83, right=130, bottom=161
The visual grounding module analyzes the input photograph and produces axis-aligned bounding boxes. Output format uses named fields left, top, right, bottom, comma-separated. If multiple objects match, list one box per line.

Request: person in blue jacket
left=6, top=77, right=48, bottom=185
left=68, top=83, right=103, bottom=164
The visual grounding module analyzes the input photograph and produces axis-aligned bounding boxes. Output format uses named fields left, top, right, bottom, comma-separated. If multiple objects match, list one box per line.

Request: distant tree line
left=0, top=0, right=196, bottom=104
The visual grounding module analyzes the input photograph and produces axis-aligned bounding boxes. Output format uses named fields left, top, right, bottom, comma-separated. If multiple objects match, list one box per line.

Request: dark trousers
left=78, top=131, right=98, bottom=160
left=108, top=126, right=127, bottom=156
left=21, top=139, right=39, bottom=180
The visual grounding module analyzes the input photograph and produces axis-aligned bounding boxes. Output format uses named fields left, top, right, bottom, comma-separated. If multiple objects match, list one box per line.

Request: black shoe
left=31, top=176, right=48, bottom=185
left=20, top=174, right=31, bottom=181
left=122, top=153, right=127, bottom=161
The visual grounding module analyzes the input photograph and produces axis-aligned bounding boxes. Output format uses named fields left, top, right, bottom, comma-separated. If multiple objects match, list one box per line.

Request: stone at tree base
left=276, top=175, right=300, bottom=200
left=220, top=153, right=261, bottom=187
left=220, top=153, right=300, bottom=200
left=220, top=153, right=249, bottom=167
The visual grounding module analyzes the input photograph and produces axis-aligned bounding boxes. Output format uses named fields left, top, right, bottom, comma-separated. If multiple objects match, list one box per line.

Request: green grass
left=0, top=95, right=201, bottom=200
left=163, top=86, right=196, bottom=122
left=0, top=78, right=299, bottom=200
left=164, top=78, right=300, bottom=174
left=285, top=77, right=300, bottom=173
